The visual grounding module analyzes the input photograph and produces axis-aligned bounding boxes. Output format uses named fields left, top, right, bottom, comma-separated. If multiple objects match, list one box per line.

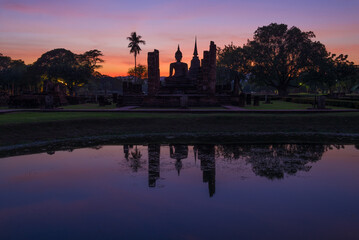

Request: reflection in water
left=144, top=143, right=341, bottom=197
left=196, top=145, right=216, bottom=197
left=124, top=144, right=130, bottom=160
left=148, top=144, right=160, bottom=187
left=1, top=143, right=359, bottom=240
left=169, top=144, right=188, bottom=175
left=129, top=146, right=143, bottom=172
left=123, top=145, right=144, bottom=172
left=216, top=144, right=344, bottom=179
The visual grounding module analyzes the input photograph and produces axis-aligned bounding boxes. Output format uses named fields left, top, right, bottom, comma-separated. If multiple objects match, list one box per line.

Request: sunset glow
left=1, top=0, right=358, bottom=76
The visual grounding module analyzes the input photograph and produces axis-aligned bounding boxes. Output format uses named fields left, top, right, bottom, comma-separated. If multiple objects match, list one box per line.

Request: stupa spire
left=193, top=37, right=198, bottom=56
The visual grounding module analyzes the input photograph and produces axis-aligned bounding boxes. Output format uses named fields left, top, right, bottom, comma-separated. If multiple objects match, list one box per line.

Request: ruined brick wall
left=199, top=41, right=217, bottom=95
left=208, top=41, right=217, bottom=95
left=200, top=51, right=209, bottom=93
left=147, top=49, right=160, bottom=96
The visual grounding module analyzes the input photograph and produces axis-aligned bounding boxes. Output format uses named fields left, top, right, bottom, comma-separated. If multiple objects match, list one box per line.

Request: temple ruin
left=123, top=40, right=233, bottom=107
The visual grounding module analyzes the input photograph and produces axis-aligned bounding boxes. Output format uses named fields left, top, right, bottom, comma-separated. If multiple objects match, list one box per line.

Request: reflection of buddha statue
left=170, top=144, right=188, bottom=176
left=167, top=45, right=188, bottom=81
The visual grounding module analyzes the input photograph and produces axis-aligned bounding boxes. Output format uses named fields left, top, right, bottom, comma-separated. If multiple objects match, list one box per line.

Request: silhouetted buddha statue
left=166, top=45, right=189, bottom=83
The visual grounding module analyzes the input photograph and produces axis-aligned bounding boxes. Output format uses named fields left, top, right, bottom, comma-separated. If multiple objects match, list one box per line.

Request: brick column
left=147, top=50, right=160, bottom=96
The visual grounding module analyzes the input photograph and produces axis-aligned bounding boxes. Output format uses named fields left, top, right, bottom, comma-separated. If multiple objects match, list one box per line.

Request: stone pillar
left=317, top=96, right=326, bottom=109
left=264, top=95, right=271, bottom=104
left=147, top=50, right=160, bottom=96
left=246, top=94, right=252, bottom=105
left=253, top=96, right=260, bottom=106
left=112, top=93, right=118, bottom=104
left=44, top=95, right=54, bottom=109
left=239, top=93, right=246, bottom=107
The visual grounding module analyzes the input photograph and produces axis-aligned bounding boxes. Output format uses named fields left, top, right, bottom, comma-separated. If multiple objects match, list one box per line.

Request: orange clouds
left=1, top=0, right=359, bottom=77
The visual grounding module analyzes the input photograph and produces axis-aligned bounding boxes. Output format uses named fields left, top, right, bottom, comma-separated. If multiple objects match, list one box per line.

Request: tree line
left=0, top=49, right=104, bottom=96
left=1, top=24, right=358, bottom=97
left=217, top=23, right=359, bottom=96
left=0, top=31, right=148, bottom=96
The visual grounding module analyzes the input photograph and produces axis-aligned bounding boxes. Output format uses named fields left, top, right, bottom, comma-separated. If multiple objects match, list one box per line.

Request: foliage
left=127, top=32, right=146, bottom=81
left=300, top=53, right=358, bottom=94
left=217, top=44, right=250, bottom=93
left=245, top=23, right=329, bottom=96
left=31, top=48, right=104, bottom=95
left=77, top=49, right=104, bottom=70
left=0, top=54, right=27, bottom=94
left=77, top=72, right=125, bottom=96
left=0, top=53, right=12, bottom=71
left=128, top=64, right=147, bottom=81
left=327, top=54, right=358, bottom=93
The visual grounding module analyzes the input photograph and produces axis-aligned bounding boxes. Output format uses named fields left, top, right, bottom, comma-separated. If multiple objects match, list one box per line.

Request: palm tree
left=127, top=32, right=146, bottom=83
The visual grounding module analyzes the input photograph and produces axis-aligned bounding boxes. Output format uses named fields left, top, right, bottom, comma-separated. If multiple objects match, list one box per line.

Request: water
left=0, top=144, right=358, bottom=240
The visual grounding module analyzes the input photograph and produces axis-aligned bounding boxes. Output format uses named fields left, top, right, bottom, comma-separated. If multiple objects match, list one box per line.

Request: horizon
left=1, top=0, right=358, bottom=77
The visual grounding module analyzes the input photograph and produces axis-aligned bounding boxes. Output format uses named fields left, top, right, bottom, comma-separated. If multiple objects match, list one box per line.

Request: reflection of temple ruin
left=169, top=144, right=188, bottom=175
left=123, top=39, right=233, bottom=107
left=144, top=144, right=333, bottom=196
left=195, top=145, right=216, bottom=197
left=148, top=144, right=160, bottom=187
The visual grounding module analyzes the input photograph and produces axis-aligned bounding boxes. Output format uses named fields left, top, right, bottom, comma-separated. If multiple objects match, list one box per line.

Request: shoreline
left=1, top=108, right=359, bottom=114
left=1, top=132, right=359, bottom=158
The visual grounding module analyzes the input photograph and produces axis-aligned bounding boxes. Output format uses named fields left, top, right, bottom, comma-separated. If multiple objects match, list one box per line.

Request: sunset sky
left=1, top=0, right=358, bottom=76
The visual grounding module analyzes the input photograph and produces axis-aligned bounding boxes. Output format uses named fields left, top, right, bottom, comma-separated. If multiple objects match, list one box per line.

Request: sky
left=0, top=0, right=358, bottom=76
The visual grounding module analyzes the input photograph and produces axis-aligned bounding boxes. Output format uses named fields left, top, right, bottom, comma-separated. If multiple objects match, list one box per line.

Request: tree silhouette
left=127, top=64, right=147, bottom=81
left=217, top=43, right=249, bottom=94
left=32, top=49, right=91, bottom=96
left=245, top=23, right=328, bottom=96
left=300, top=53, right=358, bottom=94
left=0, top=54, right=27, bottom=94
left=328, top=54, right=357, bottom=93
left=127, top=32, right=146, bottom=83
left=77, top=49, right=104, bottom=70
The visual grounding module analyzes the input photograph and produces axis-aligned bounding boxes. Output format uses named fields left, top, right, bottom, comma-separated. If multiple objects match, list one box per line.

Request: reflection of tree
left=129, top=146, right=143, bottom=172
left=90, top=146, right=102, bottom=150
left=123, top=145, right=130, bottom=160
left=217, top=144, right=338, bottom=180
left=355, top=145, right=359, bottom=150
left=215, top=145, right=243, bottom=161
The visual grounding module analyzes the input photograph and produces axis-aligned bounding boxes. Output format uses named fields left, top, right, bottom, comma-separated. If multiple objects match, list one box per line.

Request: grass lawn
left=244, top=100, right=350, bottom=110
left=190, top=107, right=226, bottom=110
left=61, top=103, right=117, bottom=109
left=1, top=111, right=359, bottom=147
left=136, top=107, right=226, bottom=110
left=0, top=112, right=166, bottom=125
